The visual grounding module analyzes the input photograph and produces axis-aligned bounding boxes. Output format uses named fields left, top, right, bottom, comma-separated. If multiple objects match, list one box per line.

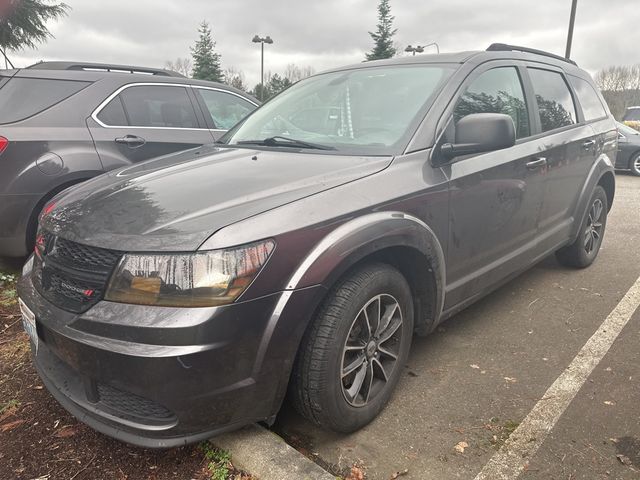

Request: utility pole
left=565, top=0, right=578, bottom=59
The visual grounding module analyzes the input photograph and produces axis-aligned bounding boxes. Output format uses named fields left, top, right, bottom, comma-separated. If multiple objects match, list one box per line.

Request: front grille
left=97, top=383, right=175, bottom=421
left=52, top=236, right=121, bottom=270
left=33, top=232, right=122, bottom=313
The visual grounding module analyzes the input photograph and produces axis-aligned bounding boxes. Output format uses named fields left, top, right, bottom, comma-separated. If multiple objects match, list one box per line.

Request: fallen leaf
left=454, top=441, right=468, bottom=454
left=54, top=425, right=79, bottom=438
left=390, top=469, right=409, bottom=479
left=0, top=419, right=25, bottom=432
left=617, top=454, right=632, bottom=466
left=345, top=466, right=365, bottom=480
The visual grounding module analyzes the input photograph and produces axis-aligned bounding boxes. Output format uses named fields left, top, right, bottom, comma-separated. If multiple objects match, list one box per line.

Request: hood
left=42, top=145, right=392, bottom=251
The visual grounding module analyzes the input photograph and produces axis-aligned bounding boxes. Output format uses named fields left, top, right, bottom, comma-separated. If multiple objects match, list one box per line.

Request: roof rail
left=486, top=43, right=578, bottom=66
left=25, top=61, right=184, bottom=77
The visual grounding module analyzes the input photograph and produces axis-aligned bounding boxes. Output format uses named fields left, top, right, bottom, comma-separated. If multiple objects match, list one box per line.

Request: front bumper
left=18, top=269, right=325, bottom=448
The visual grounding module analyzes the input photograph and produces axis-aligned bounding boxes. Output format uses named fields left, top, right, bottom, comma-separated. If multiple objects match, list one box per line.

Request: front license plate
left=19, top=298, right=38, bottom=354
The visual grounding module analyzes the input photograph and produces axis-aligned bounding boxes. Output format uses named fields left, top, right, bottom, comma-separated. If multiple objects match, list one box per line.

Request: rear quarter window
left=0, top=77, right=90, bottom=124
left=569, top=76, right=607, bottom=121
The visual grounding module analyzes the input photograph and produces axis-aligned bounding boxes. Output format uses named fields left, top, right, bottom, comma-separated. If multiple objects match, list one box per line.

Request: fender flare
left=569, top=157, right=615, bottom=242
left=286, top=211, right=447, bottom=323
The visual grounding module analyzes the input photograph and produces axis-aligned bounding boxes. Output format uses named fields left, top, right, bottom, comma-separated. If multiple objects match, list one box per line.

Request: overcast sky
left=8, top=0, right=640, bottom=86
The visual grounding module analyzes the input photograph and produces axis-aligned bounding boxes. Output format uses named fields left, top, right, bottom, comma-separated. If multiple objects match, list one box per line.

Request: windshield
left=221, top=64, right=456, bottom=155
left=618, top=122, right=640, bottom=135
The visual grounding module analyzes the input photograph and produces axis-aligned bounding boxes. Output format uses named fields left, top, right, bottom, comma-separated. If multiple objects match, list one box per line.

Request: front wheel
left=555, top=185, right=608, bottom=268
left=290, top=263, right=414, bottom=433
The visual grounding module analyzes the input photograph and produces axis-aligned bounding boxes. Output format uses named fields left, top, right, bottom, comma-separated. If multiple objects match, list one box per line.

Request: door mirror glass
left=441, top=113, right=516, bottom=159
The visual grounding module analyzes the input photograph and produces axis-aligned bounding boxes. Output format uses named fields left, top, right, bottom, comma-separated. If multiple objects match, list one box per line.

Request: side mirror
left=441, top=113, right=516, bottom=159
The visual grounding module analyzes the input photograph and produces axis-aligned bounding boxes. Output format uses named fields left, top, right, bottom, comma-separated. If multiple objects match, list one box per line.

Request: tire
left=630, top=153, right=640, bottom=176
left=555, top=185, right=608, bottom=268
left=290, top=262, right=414, bottom=433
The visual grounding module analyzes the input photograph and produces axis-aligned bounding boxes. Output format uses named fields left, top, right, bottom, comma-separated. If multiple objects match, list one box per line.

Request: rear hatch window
left=0, top=77, right=90, bottom=124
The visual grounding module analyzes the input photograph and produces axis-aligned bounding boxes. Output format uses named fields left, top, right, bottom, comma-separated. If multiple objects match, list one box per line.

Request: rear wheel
left=555, top=185, right=608, bottom=268
left=630, top=153, right=640, bottom=176
left=290, top=263, right=413, bottom=432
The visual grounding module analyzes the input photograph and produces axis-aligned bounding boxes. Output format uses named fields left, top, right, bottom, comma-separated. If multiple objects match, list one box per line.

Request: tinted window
left=119, top=85, right=199, bottom=128
left=97, top=95, right=128, bottom=126
left=196, top=89, right=256, bottom=130
left=623, top=108, right=640, bottom=122
left=0, top=77, right=89, bottom=124
left=528, top=69, right=577, bottom=132
left=454, top=67, right=530, bottom=139
left=569, top=76, right=607, bottom=121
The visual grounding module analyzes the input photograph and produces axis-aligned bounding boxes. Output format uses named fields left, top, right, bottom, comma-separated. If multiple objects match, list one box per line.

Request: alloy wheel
left=340, top=294, right=404, bottom=407
left=633, top=155, right=640, bottom=175
left=584, top=198, right=604, bottom=255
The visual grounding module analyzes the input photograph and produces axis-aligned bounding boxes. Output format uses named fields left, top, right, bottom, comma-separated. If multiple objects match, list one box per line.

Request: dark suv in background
left=0, top=62, right=258, bottom=257
left=18, top=44, right=616, bottom=447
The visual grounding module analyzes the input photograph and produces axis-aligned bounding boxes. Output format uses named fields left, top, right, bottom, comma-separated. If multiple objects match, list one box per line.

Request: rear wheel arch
left=597, top=171, right=615, bottom=210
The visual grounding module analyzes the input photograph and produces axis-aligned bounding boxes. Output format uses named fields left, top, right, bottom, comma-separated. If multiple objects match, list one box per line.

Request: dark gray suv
left=18, top=44, right=616, bottom=448
left=0, top=62, right=258, bottom=257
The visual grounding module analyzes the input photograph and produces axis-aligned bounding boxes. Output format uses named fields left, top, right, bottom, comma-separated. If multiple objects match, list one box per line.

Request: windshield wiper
left=236, top=135, right=336, bottom=151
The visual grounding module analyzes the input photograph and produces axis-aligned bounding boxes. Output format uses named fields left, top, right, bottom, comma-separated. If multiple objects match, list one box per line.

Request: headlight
left=105, top=240, right=275, bottom=307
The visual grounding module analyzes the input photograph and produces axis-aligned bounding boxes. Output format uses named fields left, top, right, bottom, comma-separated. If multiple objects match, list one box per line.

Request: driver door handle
left=526, top=157, right=547, bottom=170
left=115, top=135, right=146, bottom=148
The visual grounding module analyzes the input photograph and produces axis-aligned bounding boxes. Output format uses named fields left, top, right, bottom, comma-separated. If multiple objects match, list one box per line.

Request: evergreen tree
left=268, top=73, right=292, bottom=97
left=365, top=0, right=397, bottom=61
left=0, top=0, right=70, bottom=68
left=191, top=21, right=224, bottom=82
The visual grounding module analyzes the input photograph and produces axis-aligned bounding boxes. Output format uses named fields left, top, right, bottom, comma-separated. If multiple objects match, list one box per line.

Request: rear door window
left=528, top=68, right=577, bottom=132
left=454, top=67, right=530, bottom=139
left=0, top=77, right=89, bottom=124
left=101, top=85, right=200, bottom=128
left=195, top=88, right=256, bottom=130
left=568, top=76, right=607, bottom=121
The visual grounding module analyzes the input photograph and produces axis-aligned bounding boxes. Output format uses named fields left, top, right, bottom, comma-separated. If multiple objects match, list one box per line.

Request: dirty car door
left=440, top=63, right=546, bottom=310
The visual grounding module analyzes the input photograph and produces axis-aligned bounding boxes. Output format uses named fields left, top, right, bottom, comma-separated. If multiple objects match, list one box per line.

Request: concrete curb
left=213, top=424, right=337, bottom=480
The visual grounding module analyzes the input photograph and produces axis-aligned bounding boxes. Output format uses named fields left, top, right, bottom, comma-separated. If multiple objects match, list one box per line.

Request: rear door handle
left=582, top=139, right=596, bottom=150
left=526, top=157, right=547, bottom=170
left=115, top=135, right=146, bottom=148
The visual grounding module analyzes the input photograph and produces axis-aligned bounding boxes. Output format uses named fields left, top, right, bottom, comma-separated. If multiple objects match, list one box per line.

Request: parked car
left=0, top=61, right=258, bottom=257
left=18, top=44, right=616, bottom=448
left=616, top=122, right=640, bottom=175
left=622, top=105, right=640, bottom=131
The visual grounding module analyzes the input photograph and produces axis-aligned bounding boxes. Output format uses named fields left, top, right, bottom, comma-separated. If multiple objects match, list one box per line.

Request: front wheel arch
left=286, top=213, right=446, bottom=334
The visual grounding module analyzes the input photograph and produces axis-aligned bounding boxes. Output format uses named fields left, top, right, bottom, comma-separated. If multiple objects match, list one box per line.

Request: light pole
left=565, top=0, right=578, bottom=59
left=252, top=35, right=273, bottom=101
left=404, top=42, right=440, bottom=56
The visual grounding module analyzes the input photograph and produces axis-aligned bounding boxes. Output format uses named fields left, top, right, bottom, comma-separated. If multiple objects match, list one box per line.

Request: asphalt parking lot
left=275, top=173, right=640, bottom=480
